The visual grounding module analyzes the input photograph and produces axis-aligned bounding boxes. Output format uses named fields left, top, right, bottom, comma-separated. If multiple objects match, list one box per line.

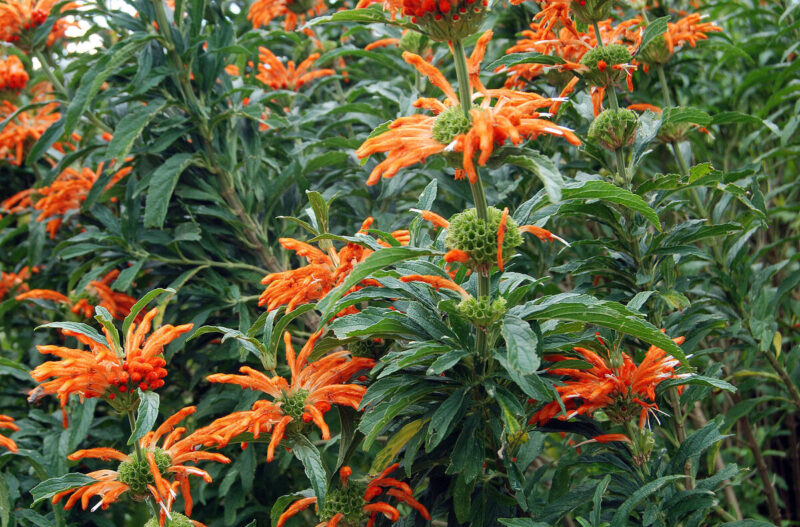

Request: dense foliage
left=1, top=0, right=799, bottom=526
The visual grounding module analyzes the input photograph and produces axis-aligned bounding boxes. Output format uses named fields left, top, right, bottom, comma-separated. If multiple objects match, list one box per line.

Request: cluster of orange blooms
left=0, top=0, right=77, bottom=45
left=0, top=54, right=28, bottom=91
left=0, top=82, right=60, bottom=165
left=2, top=163, right=132, bottom=237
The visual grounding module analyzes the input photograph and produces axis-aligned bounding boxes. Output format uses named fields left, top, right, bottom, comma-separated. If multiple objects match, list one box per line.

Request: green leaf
left=128, top=390, right=159, bottom=445
left=592, top=475, right=612, bottom=527
left=309, top=6, right=414, bottom=28
left=190, top=325, right=268, bottom=363
left=669, top=416, right=726, bottom=474
left=637, top=16, right=669, bottom=55
left=94, top=306, right=122, bottom=356
left=0, top=473, right=9, bottom=527
left=561, top=181, right=661, bottom=230
left=143, top=154, right=196, bottom=228
left=36, top=321, right=108, bottom=346
left=513, top=293, right=688, bottom=364
left=426, top=389, right=467, bottom=452
left=719, top=522, right=777, bottom=527
left=105, top=99, right=166, bottom=161
left=316, top=247, right=437, bottom=324
left=662, top=107, right=712, bottom=127
left=31, top=474, right=97, bottom=505
left=123, top=288, right=175, bottom=336
left=610, top=475, right=685, bottom=527
left=505, top=153, right=563, bottom=203
left=306, top=190, right=330, bottom=234
left=502, top=315, right=540, bottom=375
left=270, top=491, right=314, bottom=527
left=488, top=52, right=566, bottom=70
left=499, top=520, right=550, bottom=527
left=658, top=375, right=736, bottom=393
left=290, top=434, right=328, bottom=506
left=26, top=115, right=65, bottom=164
left=371, top=419, right=424, bottom=472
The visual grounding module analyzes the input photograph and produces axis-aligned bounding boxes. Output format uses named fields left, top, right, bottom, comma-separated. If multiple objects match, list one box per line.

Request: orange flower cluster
left=530, top=336, right=687, bottom=429
left=0, top=265, right=33, bottom=300
left=247, top=0, right=327, bottom=31
left=3, top=163, right=132, bottom=238
left=277, top=463, right=430, bottom=527
left=260, top=217, right=409, bottom=313
left=0, top=0, right=77, bottom=44
left=356, top=31, right=580, bottom=185
left=203, top=330, right=374, bottom=461
left=0, top=415, right=18, bottom=452
left=16, top=269, right=138, bottom=319
left=501, top=17, right=642, bottom=89
left=0, top=85, right=60, bottom=165
left=0, top=54, right=28, bottom=91
left=54, top=407, right=229, bottom=522
left=400, top=0, right=487, bottom=24
left=30, top=307, right=193, bottom=407
left=255, top=47, right=335, bottom=91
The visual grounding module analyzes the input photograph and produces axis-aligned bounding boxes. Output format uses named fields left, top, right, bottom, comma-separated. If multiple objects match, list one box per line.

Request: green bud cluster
left=637, top=34, right=672, bottom=66
left=445, top=207, right=522, bottom=273
left=279, top=389, right=310, bottom=421
left=398, top=30, right=430, bottom=55
left=579, top=45, right=632, bottom=88
left=570, top=0, right=614, bottom=24
left=318, top=484, right=367, bottom=525
left=457, top=296, right=507, bottom=327
left=145, top=513, right=195, bottom=527
left=588, top=108, right=639, bottom=151
left=432, top=105, right=473, bottom=145
left=118, top=448, right=172, bottom=498
left=657, top=121, right=692, bottom=143
left=349, top=338, right=391, bottom=360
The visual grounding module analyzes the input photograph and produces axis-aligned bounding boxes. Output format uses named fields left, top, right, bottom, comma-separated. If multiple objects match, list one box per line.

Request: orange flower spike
left=0, top=415, right=19, bottom=452
left=340, top=465, right=353, bottom=485
left=365, top=38, right=400, bottom=51
left=444, top=249, right=470, bottom=263
left=276, top=496, right=318, bottom=527
left=497, top=207, right=509, bottom=271
left=15, top=289, right=70, bottom=304
left=0, top=55, right=29, bottom=91
left=413, top=209, right=449, bottom=229
left=400, top=274, right=469, bottom=299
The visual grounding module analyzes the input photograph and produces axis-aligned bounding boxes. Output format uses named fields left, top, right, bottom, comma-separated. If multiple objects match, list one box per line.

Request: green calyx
left=637, top=34, right=672, bottom=66
left=144, top=513, right=195, bottom=527
left=457, top=296, right=507, bottom=327
left=318, top=484, right=367, bottom=525
left=349, top=338, right=391, bottom=360
left=570, top=0, right=614, bottom=24
left=279, top=389, right=310, bottom=421
left=398, top=30, right=430, bottom=55
left=416, top=2, right=488, bottom=42
left=445, top=207, right=522, bottom=273
left=432, top=105, right=473, bottom=145
left=588, top=108, right=639, bottom=151
left=657, top=121, right=692, bottom=143
left=580, top=44, right=632, bottom=88
left=118, top=448, right=172, bottom=498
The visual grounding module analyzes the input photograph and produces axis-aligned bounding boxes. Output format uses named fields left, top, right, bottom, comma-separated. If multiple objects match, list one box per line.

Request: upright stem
left=128, top=410, right=144, bottom=461
left=451, top=38, right=490, bottom=357
left=668, top=388, right=694, bottom=489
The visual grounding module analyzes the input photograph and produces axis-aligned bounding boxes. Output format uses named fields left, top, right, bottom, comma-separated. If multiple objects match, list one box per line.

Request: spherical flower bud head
left=432, top=105, right=473, bottom=145
left=404, top=0, right=488, bottom=42
left=349, top=338, right=392, bottom=360
left=579, top=44, right=632, bottom=88
left=588, top=108, right=639, bottom=151
left=657, top=121, right=691, bottom=144
left=637, top=34, right=672, bottom=67
left=398, top=29, right=430, bottom=55
left=445, top=207, right=522, bottom=274
left=569, top=0, right=613, bottom=25
left=117, top=448, right=172, bottom=500
left=279, top=388, right=310, bottom=421
left=457, top=296, right=507, bottom=327
left=319, top=483, right=369, bottom=525
left=144, top=513, right=195, bottom=527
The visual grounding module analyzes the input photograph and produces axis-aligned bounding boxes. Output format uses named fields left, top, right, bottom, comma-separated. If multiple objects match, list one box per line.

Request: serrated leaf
left=426, top=389, right=467, bottom=452
left=502, top=315, right=540, bottom=375
left=290, top=435, right=327, bottom=506
left=143, top=154, right=195, bottom=228
left=561, top=181, right=661, bottom=230
left=371, top=419, right=424, bottom=472
left=36, top=321, right=108, bottom=346
left=610, top=475, right=685, bottom=527
left=128, top=390, right=159, bottom=445
left=106, top=99, right=166, bottom=161
left=637, top=16, right=669, bottom=55
left=505, top=153, right=563, bottom=203
left=30, top=474, right=97, bottom=505
left=123, top=288, right=175, bottom=336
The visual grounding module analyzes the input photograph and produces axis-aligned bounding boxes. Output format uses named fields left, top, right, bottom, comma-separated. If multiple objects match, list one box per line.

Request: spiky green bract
left=445, top=207, right=522, bottom=273
left=580, top=45, right=632, bottom=88
left=588, top=108, right=639, bottom=151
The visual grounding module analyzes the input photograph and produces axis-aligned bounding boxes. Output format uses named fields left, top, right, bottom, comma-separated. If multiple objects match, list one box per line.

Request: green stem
left=593, top=22, right=605, bottom=47
left=668, top=387, right=694, bottom=489
left=592, top=21, right=620, bottom=111
left=128, top=410, right=144, bottom=461
left=451, top=39, right=472, bottom=120
left=656, top=66, right=673, bottom=108
left=615, top=148, right=628, bottom=188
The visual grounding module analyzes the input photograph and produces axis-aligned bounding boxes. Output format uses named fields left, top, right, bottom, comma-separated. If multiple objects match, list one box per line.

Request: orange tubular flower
left=247, top=0, right=327, bottom=31
left=259, top=218, right=408, bottom=314
left=29, top=164, right=132, bottom=238
left=0, top=93, right=60, bottom=166
left=0, top=265, right=33, bottom=300
left=0, top=415, right=18, bottom=452
left=53, top=407, right=229, bottom=521
left=277, top=463, right=430, bottom=527
left=256, top=47, right=334, bottom=91
left=0, top=55, right=28, bottom=91
left=205, top=331, right=375, bottom=461
left=0, top=0, right=77, bottom=44
left=664, top=13, right=721, bottom=54
left=530, top=336, right=688, bottom=430
left=356, top=31, right=580, bottom=185
left=29, top=307, right=192, bottom=407
left=399, top=274, right=469, bottom=299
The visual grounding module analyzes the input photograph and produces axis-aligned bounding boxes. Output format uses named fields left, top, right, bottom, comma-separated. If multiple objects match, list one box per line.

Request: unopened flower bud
left=637, top=34, right=672, bottom=67
left=588, top=108, right=639, bottom=151
left=570, top=0, right=614, bottom=25
left=457, top=296, right=507, bottom=327
left=445, top=207, right=522, bottom=274
left=580, top=44, right=632, bottom=88
left=404, top=0, right=488, bottom=42
left=398, top=30, right=430, bottom=55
